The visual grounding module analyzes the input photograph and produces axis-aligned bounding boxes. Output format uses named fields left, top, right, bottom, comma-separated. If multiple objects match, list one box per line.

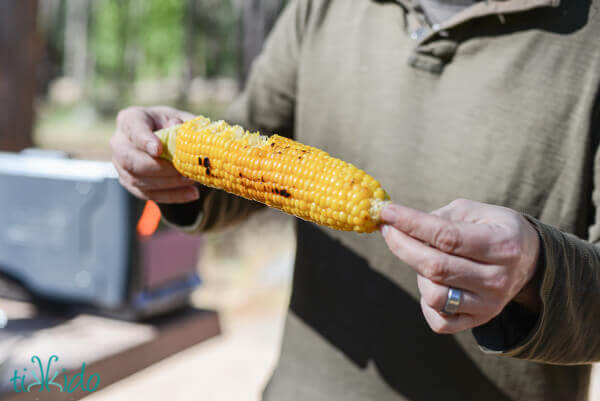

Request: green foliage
left=89, top=0, right=241, bottom=80
left=90, top=0, right=186, bottom=79
left=137, top=0, right=186, bottom=77
left=40, top=0, right=242, bottom=112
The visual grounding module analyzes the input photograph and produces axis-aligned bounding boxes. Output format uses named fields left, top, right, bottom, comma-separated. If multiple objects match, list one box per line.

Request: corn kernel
left=156, top=116, right=389, bottom=233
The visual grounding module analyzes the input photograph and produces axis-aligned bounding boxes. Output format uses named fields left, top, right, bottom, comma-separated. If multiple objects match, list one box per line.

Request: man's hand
left=110, top=106, right=200, bottom=204
left=380, top=199, right=541, bottom=334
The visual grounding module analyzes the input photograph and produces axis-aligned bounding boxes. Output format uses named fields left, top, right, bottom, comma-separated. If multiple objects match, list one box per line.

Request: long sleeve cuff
left=473, top=215, right=600, bottom=365
left=158, top=200, right=205, bottom=233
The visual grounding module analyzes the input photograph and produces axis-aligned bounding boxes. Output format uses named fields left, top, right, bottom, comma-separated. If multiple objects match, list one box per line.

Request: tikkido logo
left=10, top=355, right=101, bottom=393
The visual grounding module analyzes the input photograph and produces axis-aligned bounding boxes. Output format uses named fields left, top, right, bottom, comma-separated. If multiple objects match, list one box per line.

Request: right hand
left=110, top=106, right=201, bottom=204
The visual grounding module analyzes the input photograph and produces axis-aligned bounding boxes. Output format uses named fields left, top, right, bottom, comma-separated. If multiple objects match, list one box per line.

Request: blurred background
left=8, top=0, right=282, bottom=156
left=0, top=1, right=598, bottom=400
left=1, top=1, right=294, bottom=400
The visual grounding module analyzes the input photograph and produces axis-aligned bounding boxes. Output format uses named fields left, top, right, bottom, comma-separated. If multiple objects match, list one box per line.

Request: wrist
left=512, top=272, right=542, bottom=312
left=512, top=217, right=544, bottom=313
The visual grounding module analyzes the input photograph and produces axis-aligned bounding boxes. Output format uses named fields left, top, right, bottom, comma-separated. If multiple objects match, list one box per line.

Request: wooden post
left=0, top=0, right=38, bottom=151
left=63, top=0, right=90, bottom=84
left=239, top=0, right=285, bottom=86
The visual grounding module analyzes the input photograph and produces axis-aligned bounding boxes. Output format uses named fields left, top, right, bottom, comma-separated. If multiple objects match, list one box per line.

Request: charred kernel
left=170, top=116, right=386, bottom=233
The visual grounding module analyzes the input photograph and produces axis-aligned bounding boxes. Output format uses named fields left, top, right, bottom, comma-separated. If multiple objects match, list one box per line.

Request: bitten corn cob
left=155, top=116, right=390, bottom=233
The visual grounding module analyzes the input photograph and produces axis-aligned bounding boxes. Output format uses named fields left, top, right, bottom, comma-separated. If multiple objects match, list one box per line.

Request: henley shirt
left=161, top=1, right=600, bottom=400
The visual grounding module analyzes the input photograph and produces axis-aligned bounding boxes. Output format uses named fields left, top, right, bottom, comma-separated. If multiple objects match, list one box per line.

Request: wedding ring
left=442, top=287, right=462, bottom=315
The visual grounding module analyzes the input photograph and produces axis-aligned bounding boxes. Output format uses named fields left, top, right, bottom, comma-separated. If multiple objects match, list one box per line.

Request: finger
left=116, top=107, right=163, bottom=157
left=148, top=106, right=196, bottom=129
left=123, top=183, right=200, bottom=204
left=417, top=275, right=494, bottom=316
left=432, top=199, right=516, bottom=226
left=430, top=198, right=474, bottom=220
left=381, top=225, right=498, bottom=292
left=111, top=136, right=182, bottom=177
left=381, top=203, right=508, bottom=263
left=144, top=187, right=201, bottom=204
left=113, top=161, right=195, bottom=191
left=420, top=298, right=477, bottom=334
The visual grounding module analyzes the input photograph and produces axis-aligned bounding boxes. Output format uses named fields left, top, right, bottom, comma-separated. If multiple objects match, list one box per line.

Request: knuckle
left=118, top=172, right=135, bottom=188
left=121, top=153, right=133, bottom=172
left=405, top=217, right=423, bottom=238
left=449, top=198, right=470, bottom=209
left=421, top=257, right=448, bottom=281
left=424, top=288, right=446, bottom=310
left=116, top=107, right=134, bottom=125
left=485, top=271, right=510, bottom=295
left=433, top=224, right=461, bottom=253
left=500, top=238, right=522, bottom=261
left=429, top=318, right=449, bottom=334
left=128, top=176, right=144, bottom=189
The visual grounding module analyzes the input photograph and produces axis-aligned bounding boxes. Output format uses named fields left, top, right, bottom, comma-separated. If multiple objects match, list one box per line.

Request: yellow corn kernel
left=155, top=116, right=390, bottom=233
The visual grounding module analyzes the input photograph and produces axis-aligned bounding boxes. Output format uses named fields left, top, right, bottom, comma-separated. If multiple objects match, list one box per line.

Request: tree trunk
left=0, top=0, right=38, bottom=151
left=239, top=0, right=285, bottom=86
left=178, top=0, right=200, bottom=107
left=63, top=0, right=90, bottom=83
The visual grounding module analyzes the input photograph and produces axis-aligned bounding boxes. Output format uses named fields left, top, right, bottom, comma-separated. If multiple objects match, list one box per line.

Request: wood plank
left=0, top=299, right=220, bottom=400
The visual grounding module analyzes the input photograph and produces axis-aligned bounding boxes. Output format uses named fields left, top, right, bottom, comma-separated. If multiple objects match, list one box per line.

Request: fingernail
left=146, top=142, right=159, bottom=156
left=381, top=225, right=390, bottom=237
left=167, top=117, right=183, bottom=127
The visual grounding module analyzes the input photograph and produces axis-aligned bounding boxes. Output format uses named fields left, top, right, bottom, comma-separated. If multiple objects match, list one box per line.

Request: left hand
left=380, top=199, right=541, bottom=334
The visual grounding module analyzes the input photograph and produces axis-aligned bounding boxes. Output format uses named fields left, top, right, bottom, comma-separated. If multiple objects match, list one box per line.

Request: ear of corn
left=154, top=116, right=390, bottom=233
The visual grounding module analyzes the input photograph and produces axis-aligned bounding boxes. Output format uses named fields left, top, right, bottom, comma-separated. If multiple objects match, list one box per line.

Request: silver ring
left=442, top=287, right=462, bottom=315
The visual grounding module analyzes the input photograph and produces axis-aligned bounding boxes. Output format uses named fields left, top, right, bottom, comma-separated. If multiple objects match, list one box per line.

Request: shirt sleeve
left=159, top=0, right=311, bottom=233
left=473, top=149, right=600, bottom=365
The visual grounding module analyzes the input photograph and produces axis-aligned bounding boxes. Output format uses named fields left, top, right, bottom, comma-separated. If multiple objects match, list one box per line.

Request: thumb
left=164, top=116, right=184, bottom=128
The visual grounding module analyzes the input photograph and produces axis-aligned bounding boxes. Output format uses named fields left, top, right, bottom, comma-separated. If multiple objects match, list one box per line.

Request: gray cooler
left=0, top=150, right=201, bottom=319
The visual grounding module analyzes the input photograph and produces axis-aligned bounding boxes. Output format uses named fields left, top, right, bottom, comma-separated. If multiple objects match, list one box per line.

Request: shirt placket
left=390, top=0, right=561, bottom=74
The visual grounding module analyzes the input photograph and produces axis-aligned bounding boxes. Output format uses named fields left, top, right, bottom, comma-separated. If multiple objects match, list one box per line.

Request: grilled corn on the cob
left=155, top=116, right=389, bottom=233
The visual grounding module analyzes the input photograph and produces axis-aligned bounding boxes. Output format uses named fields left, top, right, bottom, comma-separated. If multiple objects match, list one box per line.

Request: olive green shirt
left=417, top=0, right=478, bottom=24
left=160, top=1, right=600, bottom=400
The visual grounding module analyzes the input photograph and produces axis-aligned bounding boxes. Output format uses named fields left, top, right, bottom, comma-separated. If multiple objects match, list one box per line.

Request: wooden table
left=0, top=298, right=220, bottom=400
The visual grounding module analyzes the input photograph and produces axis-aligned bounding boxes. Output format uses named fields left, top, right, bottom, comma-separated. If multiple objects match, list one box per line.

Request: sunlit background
left=1, top=1, right=598, bottom=400
left=35, top=0, right=245, bottom=156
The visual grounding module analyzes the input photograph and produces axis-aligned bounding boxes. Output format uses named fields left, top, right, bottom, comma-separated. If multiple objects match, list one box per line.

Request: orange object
left=137, top=201, right=162, bottom=237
